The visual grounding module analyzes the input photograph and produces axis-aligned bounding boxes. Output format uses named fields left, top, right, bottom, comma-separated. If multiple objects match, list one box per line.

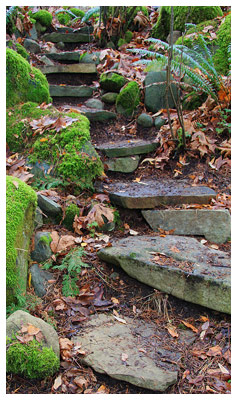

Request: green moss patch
left=6, top=48, right=51, bottom=108
left=6, top=337, right=59, bottom=379
left=6, top=176, right=37, bottom=305
left=33, top=10, right=52, bottom=27
left=100, top=72, right=127, bottom=92
left=214, top=13, right=231, bottom=75
left=7, top=103, right=103, bottom=190
left=116, top=81, right=140, bottom=117
left=152, top=6, right=223, bottom=41
left=63, top=204, right=80, bottom=230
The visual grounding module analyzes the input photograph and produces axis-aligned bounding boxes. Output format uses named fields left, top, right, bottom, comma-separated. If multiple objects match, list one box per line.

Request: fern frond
left=81, top=6, right=100, bottom=23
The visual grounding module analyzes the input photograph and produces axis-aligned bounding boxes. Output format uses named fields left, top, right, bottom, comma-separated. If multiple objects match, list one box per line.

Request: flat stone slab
left=49, top=84, right=96, bottom=97
left=97, top=179, right=216, bottom=209
left=61, top=105, right=116, bottom=122
left=73, top=313, right=196, bottom=391
left=96, top=139, right=159, bottom=157
left=98, top=236, right=230, bottom=314
left=39, top=63, right=97, bottom=74
left=142, top=209, right=231, bottom=244
left=106, top=155, right=140, bottom=173
left=42, top=32, right=92, bottom=43
left=42, top=51, right=81, bottom=62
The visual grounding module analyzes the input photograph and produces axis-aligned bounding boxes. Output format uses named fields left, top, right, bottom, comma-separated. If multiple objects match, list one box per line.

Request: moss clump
left=6, top=102, right=55, bottom=151
left=6, top=337, right=59, bottom=379
left=7, top=103, right=104, bottom=190
left=6, top=176, right=37, bottom=305
left=57, top=12, right=71, bottom=26
left=33, top=10, right=52, bottom=27
left=118, top=38, right=127, bottom=47
left=6, top=48, right=51, bottom=108
left=116, top=81, right=140, bottom=117
left=100, top=72, right=127, bottom=92
left=125, top=30, right=133, bottom=43
left=175, top=18, right=220, bottom=46
left=16, top=43, right=29, bottom=59
left=213, top=13, right=231, bottom=75
left=70, top=8, right=85, bottom=18
left=152, top=6, right=223, bottom=41
left=63, top=204, right=79, bottom=230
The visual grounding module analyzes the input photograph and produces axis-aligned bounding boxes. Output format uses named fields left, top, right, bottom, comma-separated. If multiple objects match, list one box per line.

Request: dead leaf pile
left=30, top=115, right=78, bottom=135
left=6, top=153, right=34, bottom=183
left=12, top=324, right=44, bottom=344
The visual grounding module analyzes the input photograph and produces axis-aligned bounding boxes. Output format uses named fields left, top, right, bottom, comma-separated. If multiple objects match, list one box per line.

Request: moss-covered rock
left=100, top=72, right=127, bottom=92
left=213, top=13, right=231, bottom=75
left=57, top=12, right=71, bottom=26
left=6, top=337, right=59, bottom=379
left=63, top=204, right=79, bottom=230
left=116, top=81, right=140, bottom=117
left=7, top=41, right=29, bottom=60
left=6, top=102, right=104, bottom=190
left=152, top=6, right=223, bottom=41
left=33, top=10, right=52, bottom=27
left=6, top=176, right=37, bottom=305
left=6, top=48, right=51, bottom=108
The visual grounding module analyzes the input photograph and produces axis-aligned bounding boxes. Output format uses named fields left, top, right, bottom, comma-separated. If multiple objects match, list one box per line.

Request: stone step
left=49, top=84, right=96, bottom=97
left=106, top=155, right=140, bottom=173
left=42, top=51, right=100, bottom=64
left=142, top=209, right=231, bottom=244
left=96, top=179, right=216, bottom=209
left=98, top=235, right=230, bottom=314
left=60, top=104, right=116, bottom=122
left=72, top=313, right=194, bottom=391
left=96, top=139, right=159, bottom=157
left=42, top=31, right=93, bottom=43
left=39, top=63, right=97, bottom=75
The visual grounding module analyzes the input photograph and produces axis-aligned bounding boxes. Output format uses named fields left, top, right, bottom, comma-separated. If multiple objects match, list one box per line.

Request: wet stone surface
left=98, top=235, right=231, bottom=313
left=96, top=139, right=159, bottom=157
left=72, top=313, right=195, bottom=391
left=39, top=63, right=97, bottom=75
left=96, top=179, right=216, bottom=208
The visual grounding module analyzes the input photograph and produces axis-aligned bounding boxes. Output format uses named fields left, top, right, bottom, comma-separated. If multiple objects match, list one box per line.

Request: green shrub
left=33, top=10, right=52, bottom=27
left=6, top=337, right=59, bottom=379
left=152, top=6, right=223, bottom=41
left=116, top=81, right=140, bottom=117
left=213, top=13, right=231, bottom=75
left=6, top=48, right=51, bottom=108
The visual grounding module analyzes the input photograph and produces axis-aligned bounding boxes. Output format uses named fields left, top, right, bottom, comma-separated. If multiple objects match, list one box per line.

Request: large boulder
left=6, top=48, right=51, bottom=108
left=98, top=235, right=231, bottom=314
left=152, top=6, right=223, bottom=41
left=144, top=71, right=178, bottom=113
left=6, top=176, right=37, bottom=306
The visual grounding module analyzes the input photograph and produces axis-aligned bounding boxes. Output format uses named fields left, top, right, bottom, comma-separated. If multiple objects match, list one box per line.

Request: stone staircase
left=39, top=28, right=231, bottom=315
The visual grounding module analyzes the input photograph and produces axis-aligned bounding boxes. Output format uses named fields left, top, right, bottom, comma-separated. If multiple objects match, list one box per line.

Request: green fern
left=81, top=7, right=100, bottom=23
left=53, top=248, right=90, bottom=297
left=129, top=32, right=224, bottom=101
